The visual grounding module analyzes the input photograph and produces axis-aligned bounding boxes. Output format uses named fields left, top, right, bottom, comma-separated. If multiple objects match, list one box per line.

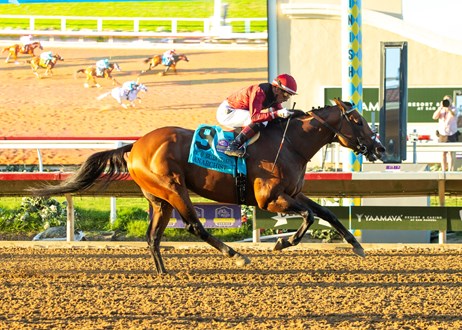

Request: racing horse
left=141, top=54, right=189, bottom=76
left=2, top=41, right=43, bottom=63
left=97, top=83, right=148, bottom=109
left=29, top=98, right=385, bottom=275
left=75, top=63, right=121, bottom=88
left=28, top=54, right=64, bottom=78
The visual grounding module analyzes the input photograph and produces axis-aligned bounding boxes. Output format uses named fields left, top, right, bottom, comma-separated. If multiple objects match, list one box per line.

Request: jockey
left=162, top=49, right=176, bottom=66
left=216, top=73, right=297, bottom=158
left=122, top=80, right=139, bottom=98
left=96, top=58, right=110, bottom=76
left=20, top=34, right=33, bottom=53
left=40, top=51, right=53, bottom=66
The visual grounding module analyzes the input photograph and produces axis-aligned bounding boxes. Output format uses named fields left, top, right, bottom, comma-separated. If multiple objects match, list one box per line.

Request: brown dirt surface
left=1, top=245, right=462, bottom=329
left=0, top=44, right=267, bottom=165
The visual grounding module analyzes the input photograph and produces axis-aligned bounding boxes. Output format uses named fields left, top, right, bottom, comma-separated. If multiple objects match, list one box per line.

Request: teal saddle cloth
left=188, top=124, right=247, bottom=176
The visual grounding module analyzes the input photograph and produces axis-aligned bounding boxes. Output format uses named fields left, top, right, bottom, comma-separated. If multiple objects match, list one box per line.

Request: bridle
left=308, top=100, right=376, bottom=157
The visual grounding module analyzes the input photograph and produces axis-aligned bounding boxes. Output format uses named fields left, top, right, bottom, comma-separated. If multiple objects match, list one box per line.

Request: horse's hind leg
left=170, top=193, right=250, bottom=267
left=145, top=176, right=250, bottom=267
left=145, top=193, right=173, bottom=275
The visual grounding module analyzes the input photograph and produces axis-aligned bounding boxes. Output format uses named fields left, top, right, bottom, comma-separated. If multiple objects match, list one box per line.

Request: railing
left=0, top=136, right=138, bottom=171
left=0, top=137, right=461, bottom=243
left=1, top=171, right=461, bottom=243
left=0, top=15, right=268, bottom=43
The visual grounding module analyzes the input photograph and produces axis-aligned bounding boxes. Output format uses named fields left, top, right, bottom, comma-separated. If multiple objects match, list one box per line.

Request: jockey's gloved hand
left=276, top=108, right=293, bottom=118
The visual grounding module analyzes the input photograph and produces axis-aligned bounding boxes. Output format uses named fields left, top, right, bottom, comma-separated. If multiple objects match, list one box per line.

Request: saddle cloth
left=188, top=124, right=247, bottom=176
left=162, top=56, right=172, bottom=66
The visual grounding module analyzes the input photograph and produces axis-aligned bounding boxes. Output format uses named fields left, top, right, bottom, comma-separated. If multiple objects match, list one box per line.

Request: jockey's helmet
left=272, top=74, right=297, bottom=95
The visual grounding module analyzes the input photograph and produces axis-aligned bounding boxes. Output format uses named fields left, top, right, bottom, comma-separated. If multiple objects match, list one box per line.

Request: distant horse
left=97, top=83, right=148, bottom=109
left=141, top=54, right=189, bottom=75
left=75, top=63, right=121, bottom=88
left=29, top=99, right=385, bottom=275
left=28, top=54, right=64, bottom=78
left=2, top=41, right=43, bottom=63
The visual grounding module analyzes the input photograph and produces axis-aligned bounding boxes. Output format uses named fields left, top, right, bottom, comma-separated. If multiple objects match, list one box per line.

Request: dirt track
left=1, top=245, right=462, bottom=329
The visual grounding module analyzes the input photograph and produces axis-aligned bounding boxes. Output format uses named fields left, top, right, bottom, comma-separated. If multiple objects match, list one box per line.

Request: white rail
left=0, top=15, right=268, bottom=43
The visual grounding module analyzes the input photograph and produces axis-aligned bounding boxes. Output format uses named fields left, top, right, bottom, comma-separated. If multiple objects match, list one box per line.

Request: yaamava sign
left=256, top=206, right=462, bottom=231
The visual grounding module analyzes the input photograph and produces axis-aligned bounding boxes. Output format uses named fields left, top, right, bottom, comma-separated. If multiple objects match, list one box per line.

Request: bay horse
left=2, top=41, right=43, bottom=63
left=97, top=83, right=148, bottom=109
left=141, top=54, right=189, bottom=76
left=29, top=99, right=385, bottom=275
left=75, top=63, right=121, bottom=88
left=28, top=54, right=64, bottom=78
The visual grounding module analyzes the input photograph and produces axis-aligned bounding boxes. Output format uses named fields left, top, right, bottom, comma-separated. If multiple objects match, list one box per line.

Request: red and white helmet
left=272, top=73, right=297, bottom=95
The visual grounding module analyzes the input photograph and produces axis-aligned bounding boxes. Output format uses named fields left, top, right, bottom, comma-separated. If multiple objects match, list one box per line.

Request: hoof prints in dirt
left=1, top=247, right=462, bottom=329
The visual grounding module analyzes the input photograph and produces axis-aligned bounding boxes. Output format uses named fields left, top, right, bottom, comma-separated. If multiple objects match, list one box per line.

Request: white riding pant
left=217, top=100, right=267, bottom=129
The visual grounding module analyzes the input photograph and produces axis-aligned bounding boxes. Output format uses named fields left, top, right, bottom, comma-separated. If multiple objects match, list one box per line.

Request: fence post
left=252, top=207, right=260, bottom=243
left=60, top=17, right=66, bottom=32
left=65, top=194, right=75, bottom=242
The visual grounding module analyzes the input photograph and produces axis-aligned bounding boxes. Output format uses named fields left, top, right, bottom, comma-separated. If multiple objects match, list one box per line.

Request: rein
left=308, top=103, right=368, bottom=155
left=271, top=103, right=301, bottom=171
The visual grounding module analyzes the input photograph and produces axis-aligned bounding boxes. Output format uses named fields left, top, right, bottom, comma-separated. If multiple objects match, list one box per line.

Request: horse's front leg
left=273, top=209, right=314, bottom=251
left=162, top=65, right=170, bottom=75
left=301, top=195, right=365, bottom=257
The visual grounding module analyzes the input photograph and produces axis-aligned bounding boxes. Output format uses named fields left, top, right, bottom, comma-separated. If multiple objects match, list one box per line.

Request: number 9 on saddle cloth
left=188, top=124, right=247, bottom=177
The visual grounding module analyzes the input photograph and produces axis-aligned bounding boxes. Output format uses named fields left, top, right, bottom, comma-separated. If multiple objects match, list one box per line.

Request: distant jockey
left=96, top=58, right=110, bottom=76
left=162, top=49, right=176, bottom=66
left=40, top=51, right=53, bottom=66
left=122, top=80, right=139, bottom=99
left=20, top=34, right=33, bottom=53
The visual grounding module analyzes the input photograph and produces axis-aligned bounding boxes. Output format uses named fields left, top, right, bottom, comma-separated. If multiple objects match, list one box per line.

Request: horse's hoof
left=233, top=253, right=250, bottom=267
left=353, top=246, right=366, bottom=258
left=84, top=83, right=89, bottom=88
left=273, top=238, right=291, bottom=251
left=96, top=84, right=101, bottom=88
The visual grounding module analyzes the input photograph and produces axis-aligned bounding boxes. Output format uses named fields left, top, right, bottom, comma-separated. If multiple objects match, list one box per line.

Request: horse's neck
left=270, top=116, right=336, bottom=163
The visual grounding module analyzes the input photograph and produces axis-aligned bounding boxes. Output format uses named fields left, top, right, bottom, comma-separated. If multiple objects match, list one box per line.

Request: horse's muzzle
left=367, top=140, right=386, bottom=162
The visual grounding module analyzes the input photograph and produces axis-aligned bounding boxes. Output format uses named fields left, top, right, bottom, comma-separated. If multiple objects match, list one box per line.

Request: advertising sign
left=325, top=87, right=462, bottom=123
left=167, top=204, right=241, bottom=228
left=447, top=208, right=462, bottom=231
left=256, top=206, right=451, bottom=231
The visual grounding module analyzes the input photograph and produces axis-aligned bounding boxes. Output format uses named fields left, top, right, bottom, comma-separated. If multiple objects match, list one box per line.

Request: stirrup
left=224, top=147, right=246, bottom=158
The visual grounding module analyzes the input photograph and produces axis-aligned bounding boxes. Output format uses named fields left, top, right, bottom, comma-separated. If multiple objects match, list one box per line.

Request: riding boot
left=225, top=123, right=261, bottom=158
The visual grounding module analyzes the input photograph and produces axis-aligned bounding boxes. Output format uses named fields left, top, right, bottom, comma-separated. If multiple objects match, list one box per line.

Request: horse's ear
left=333, top=98, right=346, bottom=112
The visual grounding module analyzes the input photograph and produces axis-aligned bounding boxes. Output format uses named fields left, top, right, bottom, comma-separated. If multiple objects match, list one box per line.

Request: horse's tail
left=143, top=57, right=151, bottom=63
left=96, top=91, right=112, bottom=101
left=28, top=144, right=134, bottom=197
left=74, top=69, right=85, bottom=78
